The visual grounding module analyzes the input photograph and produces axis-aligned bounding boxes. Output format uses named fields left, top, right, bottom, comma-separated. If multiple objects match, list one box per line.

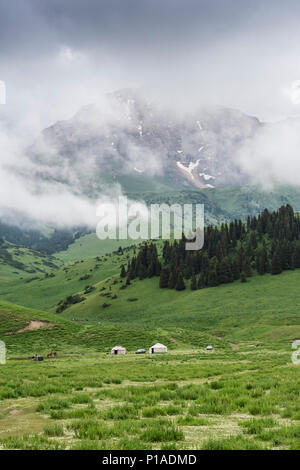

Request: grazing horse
left=47, top=352, right=58, bottom=358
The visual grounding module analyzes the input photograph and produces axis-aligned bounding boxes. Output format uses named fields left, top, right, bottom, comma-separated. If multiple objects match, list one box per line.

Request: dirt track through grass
left=0, top=346, right=299, bottom=450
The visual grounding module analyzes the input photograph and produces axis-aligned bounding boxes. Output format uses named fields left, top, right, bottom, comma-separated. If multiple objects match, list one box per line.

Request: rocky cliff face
left=28, top=88, right=262, bottom=193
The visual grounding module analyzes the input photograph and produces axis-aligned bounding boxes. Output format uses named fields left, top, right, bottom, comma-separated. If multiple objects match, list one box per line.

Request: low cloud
left=236, top=118, right=300, bottom=187
left=0, top=112, right=148, bottom=228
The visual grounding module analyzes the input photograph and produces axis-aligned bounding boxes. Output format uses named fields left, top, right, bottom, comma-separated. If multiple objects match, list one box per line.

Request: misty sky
left=2, top=1, right=300, bottom=228
left=1, top=0, right=300, bottom=133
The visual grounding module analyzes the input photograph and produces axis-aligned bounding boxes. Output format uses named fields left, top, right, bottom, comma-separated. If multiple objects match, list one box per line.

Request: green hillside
left=3, top=262, right=300, bottom=355
left=56, top=233, right=142, bottom=264
left=2, top=185, right=300, bottom=266
left=130, top=185, right=300, bottom=224
left=4, top=261, right=300, bottom=356
left=2, top=201, right=300, bottom=450
left=0, top=241, right=63, bottom=279
left=48, top=185, right=300, bottom=263
left=0, top=244, right=143, bottom=310
left=3, top=203, right=300, bottom=351
left=60, top=270, right=300, bottom=346
left=206, top=185, right=300, bottom=220
left=0, top=300, right=76, bottom=355
left=0, top=298, right=225, bottom=356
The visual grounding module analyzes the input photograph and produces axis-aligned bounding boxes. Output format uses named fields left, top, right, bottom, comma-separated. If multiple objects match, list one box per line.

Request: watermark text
left=96, top=197, right=204, bottom=250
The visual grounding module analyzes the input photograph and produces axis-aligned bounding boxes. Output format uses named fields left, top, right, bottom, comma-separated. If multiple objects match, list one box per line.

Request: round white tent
left=111, top=345, right=126, bottom=355
left=149, top=343, right=168, bottom=354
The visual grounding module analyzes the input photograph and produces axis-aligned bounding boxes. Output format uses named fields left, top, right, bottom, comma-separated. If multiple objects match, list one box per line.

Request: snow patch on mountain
left=199, top=173, right=215, bottom=181
left=134, top=167, right=144, bottom=173
left=176, top=159, right=201, bottom=179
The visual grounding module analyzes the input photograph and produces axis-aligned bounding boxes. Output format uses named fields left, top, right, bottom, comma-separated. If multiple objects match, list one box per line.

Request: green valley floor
left=0, top=347, right=299, bottom=450
left=2, top=235, right=300, bottom=449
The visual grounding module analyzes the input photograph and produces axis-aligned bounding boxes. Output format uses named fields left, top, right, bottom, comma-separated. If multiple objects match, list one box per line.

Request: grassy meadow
left=0, top=244, right=140, bottom=310
left=2, top=231, right=300, bottom=449
left=60, top=269, right=300, bottom=345
left=0, top=347, right=299, bottom=450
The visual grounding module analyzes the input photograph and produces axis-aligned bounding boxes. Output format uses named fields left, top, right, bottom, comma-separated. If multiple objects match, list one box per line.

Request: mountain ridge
left=28, top=88, right=262, bottom=193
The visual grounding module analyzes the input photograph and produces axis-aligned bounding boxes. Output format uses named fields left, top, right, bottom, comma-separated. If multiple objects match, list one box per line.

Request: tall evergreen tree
left=198, top=272, right=206, bottom=289
left=159, top=268, right=170, bottom=288
left=190, top=274, right=197, bottom=290
left=218, top=257, right=232, bottom=284
left=168, top=271, right=176, bottom=289
left=271, top=250, right=282, bottom=275
left=175, top=272, right=186, bottom=291
left=120, top=265, right=126, bottom=278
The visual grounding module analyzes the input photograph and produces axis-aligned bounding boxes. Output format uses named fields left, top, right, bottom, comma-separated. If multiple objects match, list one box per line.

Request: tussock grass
left=36, top=398, right=71, bottom=412
left=0, top=434, right=66, bottom=450
left=239, top=418, right=277, bottom=435
left=102, top=405, right=139, bottom=420
left=43, top=423, right=64, bottom=437
left=201, top=436, right=265, bottom=450
left=140, top=421, right=184, bottom=443
left=2, top=343, right=300, bottom=449
left=176, top=415, right=212, bottom=426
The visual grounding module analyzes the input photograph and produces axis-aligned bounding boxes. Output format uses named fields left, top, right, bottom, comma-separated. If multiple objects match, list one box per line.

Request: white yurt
left=149, top=343, right=168, bottom=354
left=0, top=340, right=5, bottom=364
left=111, top=345, right=126, bottom=355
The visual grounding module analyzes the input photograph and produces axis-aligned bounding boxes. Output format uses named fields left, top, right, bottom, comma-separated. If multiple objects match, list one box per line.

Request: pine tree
left=243, top=257, right=252, bottom=277
left=147, top=260, right=156, bottom=278
left=138, top=264, right=147, bottom=280
left=256, top=241, right=269, bottom=275
left=198, top=273, right=206, bottom=289
left=271, top=250, right=282, bottom=275
left=294, top=242, right=300, bottom=268
left=120, top=265, right=126, bottom=278
left=247, top=216, right=251, bottom=232
left=207, top=257, right=219, bottom=287
left=218, top=257, right=232, bottom=284
left=126, top=204, right=300, bottom=291
left=159, top=268, right=170, bottom=288
left=155, top=259, right=161, bottom=276
left=175, top=272, right=185, bottom=291
left=231, top=257, right=241, bottom=280
left=168, top=271, right=176, bottom=289
left=190, top=274, right=197, bottom=290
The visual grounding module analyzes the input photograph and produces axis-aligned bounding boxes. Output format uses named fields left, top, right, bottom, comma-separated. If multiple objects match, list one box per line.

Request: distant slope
left=134, top=185, right=300, bottom=223
left=56, top=234, right=141, bottom=264
left=2, top=185, right=300, bottom=263
left=0, top=241, right=63, bottom=280
left=206, top=185, right=300, bottom=220
left=0, top=300, right=75, bottom=355
left=2, top=268, right=300, bottom=356
left=4, top=222, right=300, bottom=348
left=0, top=244, right=142, bottom=310
left=60, top=270, right=300, bottom=346
left=3, top=249, right=300, bottom=354
left=0, top=220, right=87, bottom=254
left=0, top=299, right=221, bottom=356
left=55, top=185, right=300, bottom=262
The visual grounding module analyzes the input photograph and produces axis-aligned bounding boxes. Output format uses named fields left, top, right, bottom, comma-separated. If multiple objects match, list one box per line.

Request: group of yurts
left=111, top=343, right=214, bottom=355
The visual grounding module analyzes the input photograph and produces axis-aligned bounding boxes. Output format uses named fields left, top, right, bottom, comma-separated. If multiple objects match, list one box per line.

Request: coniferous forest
left=123, top=204, right=300, bottom=290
